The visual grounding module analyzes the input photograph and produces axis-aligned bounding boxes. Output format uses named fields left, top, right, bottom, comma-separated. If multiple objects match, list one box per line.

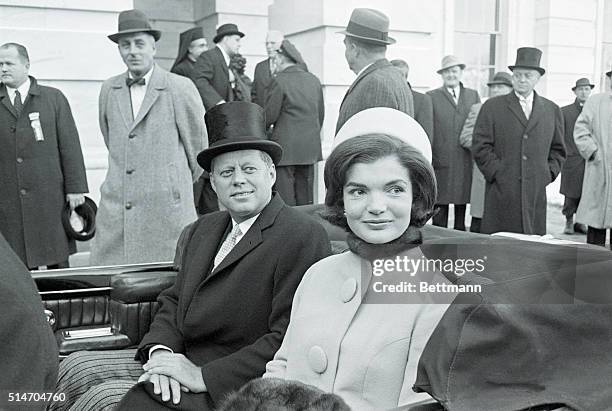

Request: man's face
left=343, top=37, right=357, bottom=72
left=0, top=46, right=29, bottom=88
left=265, top=31, right=283, bottom=57
left=221, top=35, right=242, bottom=56
left=188, top=38, right=208, bottom=60
left=118, top=32, right=156, bottom=77
left=489, top=84, right=513, bottom=98
left=440, top=66, right=462, bottom=88
left=574, top=85, right=592, bottom=104
left=512, top=68, right=540, bottom=97
left=210, top=150, right=275, bottom=223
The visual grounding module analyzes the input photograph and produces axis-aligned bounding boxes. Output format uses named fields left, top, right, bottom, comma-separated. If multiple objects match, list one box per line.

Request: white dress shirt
left=515, top=90, right=534, bottom=119
left=217, top=44, right=235, bottom=84
left=5, top=77, right=31, bottom=106
left=128, top=66, right=154, bottom=120
left=447, top=86, right=460, bottom=104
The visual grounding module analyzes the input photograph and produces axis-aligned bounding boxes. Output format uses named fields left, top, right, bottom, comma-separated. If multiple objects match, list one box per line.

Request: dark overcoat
left=427, top=84, right=480, bottom=204
left=251, top=58, right=273, bottom=107
left=170, top=58, right=198, bottom=81
left=412, top=88, right=434, bottom=140
left=193, top=47, right=232, bottom=110
left=119, top=194, right=331, bottom=410
left=265, top=65, right=324, bottom=166
left=473, top=92, right=566, bottom=235
left=0, top=77, right=88, bottom=268
left=335, top=58, right=414, bottom=133
left=560, top=99, right=585, bottom=198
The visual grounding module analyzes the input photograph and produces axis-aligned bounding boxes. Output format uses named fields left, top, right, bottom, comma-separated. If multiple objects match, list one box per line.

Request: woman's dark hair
left=322, top=134, right=436, bottom=229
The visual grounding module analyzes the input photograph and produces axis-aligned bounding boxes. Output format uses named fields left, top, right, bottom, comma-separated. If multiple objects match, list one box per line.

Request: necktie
left=213, top=225, right=243, bottom=269
left=451, top=88, right=458, bottom=104
left=126, top=77, right=146, bottom=87
left=13, top=90, right=23, bottom=117
left=519, top=98, right=531, bottom=119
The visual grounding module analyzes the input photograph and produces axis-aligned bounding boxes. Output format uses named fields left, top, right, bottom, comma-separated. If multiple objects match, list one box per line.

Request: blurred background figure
left=251, top=30, right=283, bottom=107
left=170, top=26, right=207, bottom=80
left=230, top=53, right=252, bottom=102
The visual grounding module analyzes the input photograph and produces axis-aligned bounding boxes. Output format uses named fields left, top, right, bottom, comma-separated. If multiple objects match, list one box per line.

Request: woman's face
left=343, top=155, right=413, bottom=244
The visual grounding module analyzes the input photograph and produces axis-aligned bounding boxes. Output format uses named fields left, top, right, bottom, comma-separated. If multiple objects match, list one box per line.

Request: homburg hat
left=108, top=9, right=161, bottom=43
left=487, top=72, right=513, bottom=87
left=62, top=197, right=97, bottom=241
left=213, top=23, right=245, bottom=44
left=338, top=8, right=396, bottom=45
left=437, top=55, right=466, bottom=74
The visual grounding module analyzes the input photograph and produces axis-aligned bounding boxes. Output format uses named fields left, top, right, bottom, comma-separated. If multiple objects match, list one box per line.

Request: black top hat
left=108, top=9, right=161, bottom=43
left=197, top=102, right=282, bottom=172
left=277, top=40, right=306, bottom=66
left=487, top=72, right=513, bottom=87
left=213, top=23, right=245, bottom=44
left=508, top=47, right=545, bottom=75
left=62, top=197, right=97, bottom=241
left=338, top=8, right=395, bottom=45
left=572, top=77, right=595, bottom=91
left=171, top=27, right=206, bottom=71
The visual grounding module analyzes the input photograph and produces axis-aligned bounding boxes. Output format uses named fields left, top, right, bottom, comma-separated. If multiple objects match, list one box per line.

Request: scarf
left=346, top=225, right=423, bottom=262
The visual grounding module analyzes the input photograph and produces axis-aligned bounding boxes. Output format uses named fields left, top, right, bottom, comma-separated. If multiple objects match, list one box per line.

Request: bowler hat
left=277, top=40, right=305, bottom=66
left=572, top=77, right=595, bottom=91
left=436, top=55, right=466, bottom=74
left=508, top=47, right=545, bottom=75
left=487, top=72, right=513, bottom=87
left=108, top=9, right=161, bottom=43
left=62, top=197, right=97, bottom=241
left=213, top=23, right=245, bottom=44
left=338, top=8, right=395, bottom=45
left=197, top=102, right=282, bottom=172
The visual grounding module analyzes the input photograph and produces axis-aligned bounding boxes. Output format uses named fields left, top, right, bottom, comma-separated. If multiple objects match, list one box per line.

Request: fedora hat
left=436, top=55, right=466, bottom=74
left=487, top=72, right=513, bottom=87
left=508, top=47, right=545, bottom=75
left=108, top=9, right=161, bottom=43
left=213, top=23, right=245, bottom=44
left=197, top=102, right=282, bottom=172
left=338, top=8, right=395, bottom=45
left=572, top=77, right=595, bottom=91
left=62, top=197, right=97, bottom=241
left=334, top=107, right=432, bottom=163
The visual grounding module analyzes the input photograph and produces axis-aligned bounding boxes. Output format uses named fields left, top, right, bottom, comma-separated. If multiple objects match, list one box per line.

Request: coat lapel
left=131, top=65, right=165, bottom=130
left=110, top=75, right=133, bottom=129
left=0, top=84, right=18, bottom=118
left=441, top=87, right=457, bottom=107
left=506, top=92, right=528, bottom=128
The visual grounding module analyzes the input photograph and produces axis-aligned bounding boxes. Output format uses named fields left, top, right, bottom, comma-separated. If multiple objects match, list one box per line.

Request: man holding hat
left=573, top=68, right=612, bottom=247
left=265, top=39, right=324, bottom=206
left=194, top=23, right=244, bottom=110
left=427, top=55, right=481, bottom=231
left=459, top=72, right=513, bottom=233
left=560, top=78, right=594, bottom=234
left=171, top=27, right=208, bottom=80
left=89, top=9, right=207, bottom=266
left=473, top=47, right=565, bottom=235
left=336, top=8, right=414, bottom=134
left=52, top=102, right=330, bottom=411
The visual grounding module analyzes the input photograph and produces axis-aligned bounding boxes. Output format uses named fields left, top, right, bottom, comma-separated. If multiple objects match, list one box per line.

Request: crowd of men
left=1, top=5, right=612, bottom=274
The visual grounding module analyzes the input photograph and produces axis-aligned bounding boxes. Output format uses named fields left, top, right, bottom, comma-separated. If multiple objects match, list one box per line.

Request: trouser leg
left=275, top=166, right=296, bottom=206
left=432, top=204, right=449, bottom=227
left=453, top=204, right=466, bottom=231
left=294, top=165, right=314, bottom=206
left=470, top=217, right=482, bottom=233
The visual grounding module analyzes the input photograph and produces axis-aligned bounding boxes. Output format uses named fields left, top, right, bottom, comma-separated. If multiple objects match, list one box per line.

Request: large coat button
left=308, top=346, right=328, bottom=374
left=340, top=278, right=358, bottom=303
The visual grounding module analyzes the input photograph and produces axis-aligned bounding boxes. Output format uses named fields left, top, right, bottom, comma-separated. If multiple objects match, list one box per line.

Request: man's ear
left=269, top=164, right=276, bottom=186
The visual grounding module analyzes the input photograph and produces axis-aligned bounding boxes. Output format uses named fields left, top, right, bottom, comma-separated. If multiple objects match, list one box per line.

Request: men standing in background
left=266, top=40, right=324, bottom=206
left=252, top=30, right=283, bottom=107
left=336, top=8, right=414, bottom=133
left=473, top=47, right=565, bottom=235
left=560, top=78, right=593, bottom=234
left=0, top=42, right=88, bottom=269
left=90, top=9, right=206, bottom=265
left=390, top=58, right=433, bottom=140
left=428, top=55, right=480, bottom=231
left=573, top=68, right=612, bottom=247
left=170, top=27, right=207, bottom=80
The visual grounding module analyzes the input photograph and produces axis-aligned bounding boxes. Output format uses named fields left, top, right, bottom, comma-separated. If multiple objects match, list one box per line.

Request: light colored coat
left=460, top=102, right=486, bottom=218
left=264, top=250, right=450, bottom=410
left=574, top=92, right=612, bottom=228
left=90, top=65, right=207, bottom=266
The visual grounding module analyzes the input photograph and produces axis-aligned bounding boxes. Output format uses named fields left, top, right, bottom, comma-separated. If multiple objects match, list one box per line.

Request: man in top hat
left=473, top=47, right=565, bottom=235
left=251, top=30, right=284, bottom=107
left=427, top=55, right=480, bottom=231
left=335, top=8, right=414, bottom=134
left=194, top=23, right=244, bottom=110
left=560, top=78, right=594, bottom=234
left=51, top=103, right=331, bottom=411
left=0, top=42, right=88, bottom=269
left=171, top=27, right=208, bottom=80
left=573, top=68, right=612, bottom=247
left=265, top=40, right=324, bottom=206
left=459, top=72, right=513, bottom=233
left=89, top=9, right=207, bottom=266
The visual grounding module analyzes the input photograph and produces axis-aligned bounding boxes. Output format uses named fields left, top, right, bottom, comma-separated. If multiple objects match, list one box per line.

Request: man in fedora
left=251, top=30, right=284, bottom=107
left=473, top=47, right=565, bottom=235
left=52, top=102, right=331, bottom=411
left=459, top=72, right=513, bottom=233
left=89, top=9, right=207, bottom=266
left=265, top=40, right=324, bottom=206
left=0, top=42, right=88, bottom=269
left=427, top=55, right=480, bottom=231
left=171, top=27, right=208, bottom=80
left=560, top=78, right=593, bottom=234
left=335, top=8, right=414, bottom=134
left=573, top=68, right=612, bottom=247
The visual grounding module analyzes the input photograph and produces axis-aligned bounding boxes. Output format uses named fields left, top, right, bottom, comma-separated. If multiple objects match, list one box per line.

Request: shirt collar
left=128, top=65, right=154, bottom=84
left=231, top=213, right=260, bottom=236
left=217, top=44, right=231, bottom=67
left=515, top=90, right=534, bottom=103
left=446, top=85, right=460, bottom=94
left=356, top=62, right=374, bottom=78
left=6, top=77, right=31, bottom=101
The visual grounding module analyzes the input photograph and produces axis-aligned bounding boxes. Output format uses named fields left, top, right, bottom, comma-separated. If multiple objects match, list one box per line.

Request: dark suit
left=411, top=86, right=434, bottom=140
left=473, top=92, right=566, bottom=235
left=194, top=46, right=233, bottom=110
left=171, top=58, right=198, bottom=82
left=560, top=99, right=585, bottom=200
left=336, top=58, right=414, bottom=134
left=266, top=65, right=324, bottom=205
left=0, top=77, right=88, bottom=268
left=251, top=58, right=273, bottom=107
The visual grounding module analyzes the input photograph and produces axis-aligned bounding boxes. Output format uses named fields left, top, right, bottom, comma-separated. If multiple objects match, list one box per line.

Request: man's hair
left=390, top=59, right=409, bottom=70
left=346, top=36, right=387, bottom=56
left=210, top=150, right=274, bottom=173
left=0, top=43, right=30, bottom=64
